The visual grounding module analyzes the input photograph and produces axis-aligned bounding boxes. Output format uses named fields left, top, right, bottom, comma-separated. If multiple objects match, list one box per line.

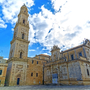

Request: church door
left=52, top=73, right=58, bottom=84
left=17, top=78, right=20, bottom=85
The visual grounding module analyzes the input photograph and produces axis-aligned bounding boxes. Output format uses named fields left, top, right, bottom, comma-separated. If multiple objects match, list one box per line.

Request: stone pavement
left=0, top=85, right=90, bottom=90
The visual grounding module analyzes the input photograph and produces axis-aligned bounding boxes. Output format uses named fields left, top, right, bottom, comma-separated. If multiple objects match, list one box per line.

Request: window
left=23, top=19, right=25, bottom=24
left=32, top=60, right=34, bottom=64
left=71, top=54, right=74, bottom=60
left=37, top=61, right=38, bottom=64
left=36, top=73, right=38, bottom=77
left=0, top=70, right=2, bottom=75
left=22, top=33, right=24, bottom=39
left=79, top=52, right=82, bottom=57
left=87, top=69, right=89, bottom=76
left=20, top=52, right=22, bottom=58
left=31, top=73, right=33, bottom=76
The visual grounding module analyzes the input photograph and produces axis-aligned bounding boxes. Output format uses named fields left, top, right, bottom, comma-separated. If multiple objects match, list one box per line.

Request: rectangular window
left=32, top=60, right=34, bottom=64
left=79, top=52, right=82, bottom=56
left=31, top=73, right=33, bottom=76
left=0, top=70, right=2, bottom=75
left=71, top=54, right=74, bottom=60
left=36, top=73, right=38, bottom=77
left=37, top=61, right=38, bottom=64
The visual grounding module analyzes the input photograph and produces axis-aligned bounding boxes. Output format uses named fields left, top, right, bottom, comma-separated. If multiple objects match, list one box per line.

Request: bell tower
left=9, top=4, right=30, bottom=59
left=6, top=4, right=30, bottom=86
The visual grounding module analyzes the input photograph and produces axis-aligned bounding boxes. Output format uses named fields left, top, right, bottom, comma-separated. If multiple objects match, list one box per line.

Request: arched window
left=23, top=19, right=25, bottom=24
left=0, top=70, right=2, bottom=75
left=87, top=69, right=89, bottom=76
left=20, top=52, right=22, bottom=58
left=22, top=33, right=24, bottom=39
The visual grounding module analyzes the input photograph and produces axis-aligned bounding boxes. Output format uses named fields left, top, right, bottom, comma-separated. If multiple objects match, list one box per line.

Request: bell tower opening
left=22, top=33, right=24, bottom=39
left=23, top=19, right=25, bottom=24
left=20, top=52, right=22, bottom=58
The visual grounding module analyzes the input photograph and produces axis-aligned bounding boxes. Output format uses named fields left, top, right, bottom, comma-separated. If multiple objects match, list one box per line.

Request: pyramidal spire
left=23, top=3, right=26, bottom=7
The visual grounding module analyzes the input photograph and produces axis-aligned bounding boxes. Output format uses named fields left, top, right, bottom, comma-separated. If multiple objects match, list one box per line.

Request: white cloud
left=29, top=49, right=35, bottom=51
left=0, top=0, right=5, bottom=3
left=37, top=47, right=39, bottom=49
left=11, top=28, right=14, bottom=31
left=4, top=58, right=8, bottom=60
left=42, top=53, right=50, bottom=56
left=1, top=0, right=90, bottom=53
left=0, top=0, right=34, bottom=24
left=28, top=0, right=90, bottom=52
left=51, top=0, right=67, bottom=12
left=0, top=18, right=7, bottom=28
left=42, top=48, right=47, bottom=50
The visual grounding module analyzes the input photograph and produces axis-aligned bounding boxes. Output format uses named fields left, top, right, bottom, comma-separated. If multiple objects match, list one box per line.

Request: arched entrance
left=16, top=74, right=21, bottom=85
left=17, top=78, right=20, bottom=85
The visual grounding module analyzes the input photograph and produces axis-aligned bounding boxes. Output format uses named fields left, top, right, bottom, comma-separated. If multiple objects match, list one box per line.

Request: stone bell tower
left=6, top=4, right=30, bottom=86
left=9, top=4, right=30, bottom=59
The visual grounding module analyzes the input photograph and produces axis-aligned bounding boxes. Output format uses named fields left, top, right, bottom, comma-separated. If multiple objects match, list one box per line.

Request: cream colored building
left=0, top=57, right=8, bottom=86
left=5, top=4, right=90, bottom=86
left=44, top=39, right=90, bottom=85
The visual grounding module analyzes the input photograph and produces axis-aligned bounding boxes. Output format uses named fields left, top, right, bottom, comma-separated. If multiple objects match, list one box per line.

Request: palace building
left=0, top=4, right=90, bottom=86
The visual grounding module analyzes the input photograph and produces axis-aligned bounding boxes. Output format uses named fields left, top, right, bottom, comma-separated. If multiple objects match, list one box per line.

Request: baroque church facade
left=44, top=40, right=90, bottom=85
left=0, top=5, right=90, bottom=86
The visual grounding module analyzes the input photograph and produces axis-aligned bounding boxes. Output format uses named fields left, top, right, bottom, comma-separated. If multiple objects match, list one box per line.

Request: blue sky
left=0, top=0, right=90, bottom=59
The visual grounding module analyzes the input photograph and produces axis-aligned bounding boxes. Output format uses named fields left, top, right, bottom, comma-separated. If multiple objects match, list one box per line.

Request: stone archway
left=16, top=74, right=21, bottom=85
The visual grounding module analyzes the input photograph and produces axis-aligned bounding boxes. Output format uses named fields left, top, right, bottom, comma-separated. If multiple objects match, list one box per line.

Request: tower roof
left=18, top=4, right=29, bottom=17
left=22, top=4, right=27, bottom=7
left=20, top=4, right=28, bottom=10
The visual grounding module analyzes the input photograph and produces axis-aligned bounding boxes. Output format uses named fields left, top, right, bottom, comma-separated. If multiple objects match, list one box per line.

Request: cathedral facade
left=0, top=4, right=90, bottom=86
left=44, top=40, right=90, bottom=85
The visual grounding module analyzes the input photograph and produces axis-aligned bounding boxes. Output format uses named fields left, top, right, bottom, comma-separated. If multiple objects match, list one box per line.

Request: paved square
left=0, top=85, right=90, bottom=90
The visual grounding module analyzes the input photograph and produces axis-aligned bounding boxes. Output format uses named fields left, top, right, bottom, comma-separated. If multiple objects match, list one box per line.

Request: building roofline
left=61, top=44, right=84, bottom=53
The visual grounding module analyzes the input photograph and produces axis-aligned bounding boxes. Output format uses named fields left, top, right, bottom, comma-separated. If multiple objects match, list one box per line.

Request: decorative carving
left=17, top=74, right=21, bottom=77
left=16, top=65, right=23, bottom=69
left=51, top=45, right=60, bottom=52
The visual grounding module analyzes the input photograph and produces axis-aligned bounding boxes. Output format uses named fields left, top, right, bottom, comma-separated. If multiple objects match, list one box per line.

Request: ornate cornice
left=18, top=12, right=29, bottom=17
left=0, top=63, right=8, bottom=67
left=14, top=22, right=29, bottom=30
left=51, top=45, right=60, bottom=52
left=10, top=37, right=30, bottom=44
left=7, top=57, right=28, bottom=63
left=44, top=58, right=90, bottom=67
